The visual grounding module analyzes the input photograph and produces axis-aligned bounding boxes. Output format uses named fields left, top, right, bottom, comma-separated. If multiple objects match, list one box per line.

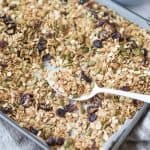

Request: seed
left=129, top=40, right=138, bottom=49
left=81, top=70, right=92, bottom=83
left=64, top=104, right=77, bottom=112
left=0, top=40, right=8, bottom=49
left=89, top=113, right=97, bottom=122
left=46, top=137, right=56, bottom=146
left=93, top=40, right=102, bottom=48
left=98, top=30, right=110, bottom=41
left=20, top=93, right=33, bottom=107
left=111, top=32, right=122, bottom=40
left=38, top=103, right=52, bottom=111
left=56, top=108, right=66, bottom=117
left=29, top=126, right=38, bottom=135
left=56, top=137, right=65, bottom=145
left=42, top=54, right=52, bottom=62
left=37, top=37, right=47, bottom=52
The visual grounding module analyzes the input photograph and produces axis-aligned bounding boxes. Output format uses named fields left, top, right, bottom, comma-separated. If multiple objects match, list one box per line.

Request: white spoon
left=44, top=62, right=150, bottom=103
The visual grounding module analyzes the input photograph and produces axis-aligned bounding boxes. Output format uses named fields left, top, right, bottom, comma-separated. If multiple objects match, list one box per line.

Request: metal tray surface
left=0, top=1, right=149, bottom=150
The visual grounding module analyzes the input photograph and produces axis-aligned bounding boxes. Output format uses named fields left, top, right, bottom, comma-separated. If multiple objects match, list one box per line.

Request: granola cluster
left=0, top=0, right=149, bottom=149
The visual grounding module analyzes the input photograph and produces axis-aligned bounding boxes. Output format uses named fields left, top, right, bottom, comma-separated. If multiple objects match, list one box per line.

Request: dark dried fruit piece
left=56, top=108, right=66, bottom=117
left=29, top=126, right=38, bottom=135
left=0, top=106, right=12, bottom=114
left=0, top=62, right=8, bottom=68
left=120, top=86, right=130, bottom=91
left=111, top=32, right=122, bottom=40
left=89, top=113, right=97, bottom=122
left=42, top=54, right=52, bottom=62
left=64, top=104, right=77, bottom=112
left=0, top=40, right=8, bottom=49
left=141, top=48, right=149, bottom=66
left=81, top=71, right=92, bottom=83
left=37, top=37, right=47, bottom=52
left=46, top=137, right=56, bottom=146
left=20, top=93, right=33, bottom=107
left=55, top=137, right=65, bottom=145
left=46, top=137, right=65, bottom=146
left=96, top=19, right=108, bottom=27
left=93, top=40, right=102, bottom=48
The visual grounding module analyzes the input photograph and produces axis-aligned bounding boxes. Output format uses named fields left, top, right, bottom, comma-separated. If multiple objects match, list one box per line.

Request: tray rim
left=0, top=1, right=149, bottom=150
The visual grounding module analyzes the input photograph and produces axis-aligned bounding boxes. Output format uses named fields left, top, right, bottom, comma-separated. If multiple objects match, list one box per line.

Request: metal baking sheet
left=0, top=1, right=149, bottom=150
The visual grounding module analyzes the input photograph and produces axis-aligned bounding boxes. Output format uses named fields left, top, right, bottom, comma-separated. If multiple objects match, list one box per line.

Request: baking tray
left=0, top=1, right=149, bottom=150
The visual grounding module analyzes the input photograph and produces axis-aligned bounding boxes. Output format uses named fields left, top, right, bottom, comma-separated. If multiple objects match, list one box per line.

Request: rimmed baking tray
left=0, top=1, right=149, bottom=150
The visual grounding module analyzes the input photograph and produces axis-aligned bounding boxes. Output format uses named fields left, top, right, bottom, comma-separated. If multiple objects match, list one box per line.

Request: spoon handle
left=99, top=88, right=150, bottom=103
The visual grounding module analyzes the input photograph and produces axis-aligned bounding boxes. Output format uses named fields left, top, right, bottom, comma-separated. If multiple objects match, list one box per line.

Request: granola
left=0, top=0, right=149, bottom=149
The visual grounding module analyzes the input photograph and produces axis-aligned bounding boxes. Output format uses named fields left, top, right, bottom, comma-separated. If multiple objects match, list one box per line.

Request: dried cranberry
left=55, top=137, right=65, bottom=145
left=29, top=126, right=38, bottom=135
left=142, top=48, right=148, bottom=58
left=96, top=19, right=108, bottom=27
left=56, top=108, right=66, bottom=117
left=93, top=40, right=102, bottom=48
left=111, top=32, right=122, bottom=40
left=46, top=137, right=65, bottom=146
left=42, top=54, right=52, bottom=62
left=46, top=137, right=56, bottom=146
left=20, top=93, right=33, bottom=107
left=89, top=113, right=97, bottom=122
left=37, top=37, right=47, bottom=52
left=0, top=40, right=8, bottom=49
left=132, top=99, right=139, bottom=106
left=81, top=70, right=92, bottom=83
left=0, top=62, right=8, bottom=68
left=64, top=104, right=77, bottom=112
left=120, top=86, right=130, bottom=91
left=17, top=50, right=21, bottom=57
